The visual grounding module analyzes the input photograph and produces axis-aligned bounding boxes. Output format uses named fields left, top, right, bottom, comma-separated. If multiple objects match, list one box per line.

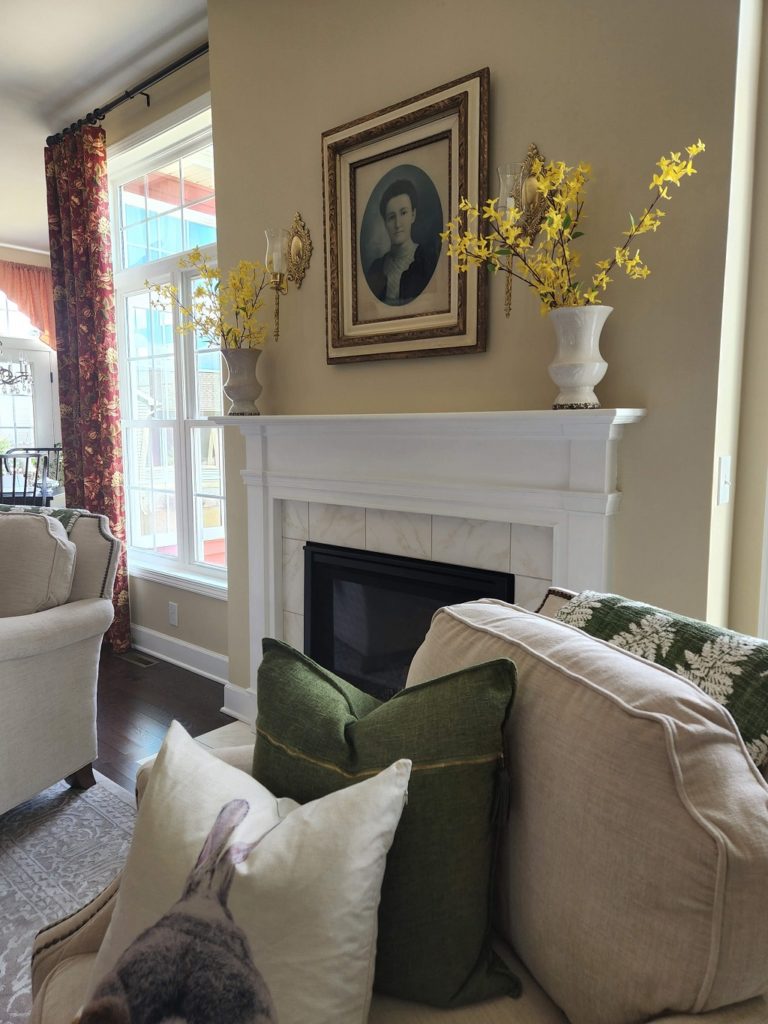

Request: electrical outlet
left=168, top=601, right=178, bottom=627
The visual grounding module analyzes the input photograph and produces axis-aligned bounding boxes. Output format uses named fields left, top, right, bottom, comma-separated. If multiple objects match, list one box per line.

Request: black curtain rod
left=45, top=41, right=209, bottom=147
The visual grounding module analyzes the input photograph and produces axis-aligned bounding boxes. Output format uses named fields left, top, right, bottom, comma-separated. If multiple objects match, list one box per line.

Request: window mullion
left=173, top=270, right=193, bottom=571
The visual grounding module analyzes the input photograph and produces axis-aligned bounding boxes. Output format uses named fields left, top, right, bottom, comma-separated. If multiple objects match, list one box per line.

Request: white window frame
left=109, top=100, right=227, bottom=600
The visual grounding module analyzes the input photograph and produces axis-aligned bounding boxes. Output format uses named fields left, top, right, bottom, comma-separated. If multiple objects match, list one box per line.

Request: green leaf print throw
left=556, top=591, right=768, bottom=769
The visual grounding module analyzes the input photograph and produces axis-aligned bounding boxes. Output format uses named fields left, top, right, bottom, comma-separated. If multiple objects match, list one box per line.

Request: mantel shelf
left=213, top=408, right=646, bottom=441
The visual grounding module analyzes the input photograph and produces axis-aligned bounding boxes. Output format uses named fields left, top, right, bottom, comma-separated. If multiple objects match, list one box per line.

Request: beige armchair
left=0, top=508, right=120, bottom=815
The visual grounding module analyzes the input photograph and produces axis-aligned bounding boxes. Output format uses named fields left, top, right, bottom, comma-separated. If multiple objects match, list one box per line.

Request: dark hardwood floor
left=94, top=647, right=233, bottom=792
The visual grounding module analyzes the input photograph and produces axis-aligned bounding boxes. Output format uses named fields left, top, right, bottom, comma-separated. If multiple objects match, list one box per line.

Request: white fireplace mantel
left=215, top=409, right=644, bottom=718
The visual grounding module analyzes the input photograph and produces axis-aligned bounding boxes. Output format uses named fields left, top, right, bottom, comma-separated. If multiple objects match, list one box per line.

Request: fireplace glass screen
left=304, top=542, right=515, bottom=699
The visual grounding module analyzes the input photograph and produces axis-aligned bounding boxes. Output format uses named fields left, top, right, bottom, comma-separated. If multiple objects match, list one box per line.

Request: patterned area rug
left=0, top=777, right=135, bottom=1023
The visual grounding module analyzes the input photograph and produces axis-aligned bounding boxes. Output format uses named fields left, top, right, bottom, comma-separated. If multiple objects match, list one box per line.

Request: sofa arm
left=30, top=873, right=121, bottom=1000
left=0, top=598, right=113, bottom=662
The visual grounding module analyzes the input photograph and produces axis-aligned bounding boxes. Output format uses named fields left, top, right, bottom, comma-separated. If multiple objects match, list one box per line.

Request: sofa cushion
left=253, top=638, right=519, bottom=1009
left=0, top=511, right=76, bottom=616
left=88, top=721, right=411, bottom=1024
left=555, top=590, right=768, bottom=768
left=406, top=600, right=768, bottom=1024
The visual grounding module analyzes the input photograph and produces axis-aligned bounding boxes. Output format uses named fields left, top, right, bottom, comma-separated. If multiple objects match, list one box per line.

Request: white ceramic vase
left=547, top=305, right=612, bottom=409
left=221, top=347, right=263, bottom=415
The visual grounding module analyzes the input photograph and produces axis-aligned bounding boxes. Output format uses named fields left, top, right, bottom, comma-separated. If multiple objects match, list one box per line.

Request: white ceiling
left=0, top=0, right=208, bottom=254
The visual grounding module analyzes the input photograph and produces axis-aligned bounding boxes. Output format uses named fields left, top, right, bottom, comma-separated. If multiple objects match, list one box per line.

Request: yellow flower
left=442, top=139, right=704, bottom=314
left=147, top=251, right=271, bottom=348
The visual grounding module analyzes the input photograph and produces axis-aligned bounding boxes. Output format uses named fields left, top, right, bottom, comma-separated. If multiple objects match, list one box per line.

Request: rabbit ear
left=194, top=799, right=249, bottom=870
left=185, top=799, right=249, bottom=896
left=214, top=820, right=283, bottom=904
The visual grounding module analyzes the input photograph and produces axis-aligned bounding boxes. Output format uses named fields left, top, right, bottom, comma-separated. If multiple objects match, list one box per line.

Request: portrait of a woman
left=360, top=169, right=442, bottom=308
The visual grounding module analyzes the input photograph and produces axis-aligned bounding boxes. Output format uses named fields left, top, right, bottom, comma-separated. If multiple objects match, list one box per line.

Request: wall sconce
left=265, top=227, right=289, bottom=342
left=497, top=144, right=549, bottom=316
left=264, top=213, right=313, bottom=342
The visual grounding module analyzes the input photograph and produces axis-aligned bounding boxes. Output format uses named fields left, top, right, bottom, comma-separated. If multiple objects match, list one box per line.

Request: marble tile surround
left=281, top=500, right=553, bottom=650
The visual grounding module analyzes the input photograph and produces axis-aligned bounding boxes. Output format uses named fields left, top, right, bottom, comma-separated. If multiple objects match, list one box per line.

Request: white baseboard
left=131, top=625, right=229, bottom=687
left=222, top=683, right=258, bottom=725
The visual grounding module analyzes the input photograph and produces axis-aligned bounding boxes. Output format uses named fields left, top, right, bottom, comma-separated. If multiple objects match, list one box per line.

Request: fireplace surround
left=215, top=408, right=645, bottom=721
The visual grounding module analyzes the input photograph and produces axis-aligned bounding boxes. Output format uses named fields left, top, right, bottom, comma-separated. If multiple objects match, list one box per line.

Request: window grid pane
left=118, top=145, right=216, bottom=269
left=190, top=425, right=225, bottom=567
left=124, top=426, right=178, bottom=556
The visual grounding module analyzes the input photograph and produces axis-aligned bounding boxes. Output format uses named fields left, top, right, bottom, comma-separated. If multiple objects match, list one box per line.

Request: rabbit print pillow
left=86, top=722, right=411, bottom=1024
left=80, top=798, right=278, bottom=1023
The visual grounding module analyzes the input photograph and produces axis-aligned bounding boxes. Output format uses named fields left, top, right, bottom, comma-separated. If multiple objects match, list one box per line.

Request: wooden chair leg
left=65, top=763, right=96, bottom=790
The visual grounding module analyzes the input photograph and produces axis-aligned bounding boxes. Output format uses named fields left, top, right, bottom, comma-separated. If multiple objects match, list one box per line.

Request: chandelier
left=0, top=341, right=31, bottom=392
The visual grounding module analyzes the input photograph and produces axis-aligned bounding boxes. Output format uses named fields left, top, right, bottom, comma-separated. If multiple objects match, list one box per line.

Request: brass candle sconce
left=264, top=212, right=313, bottom=341
left=497, top=144, right=548, bottom=316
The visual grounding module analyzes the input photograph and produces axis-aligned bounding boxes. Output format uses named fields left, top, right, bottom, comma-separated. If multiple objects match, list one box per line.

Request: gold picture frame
left=321, top=68, right=489, bottom=363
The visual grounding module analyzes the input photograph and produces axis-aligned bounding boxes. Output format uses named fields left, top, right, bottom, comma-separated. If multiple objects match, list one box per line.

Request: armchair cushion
left=88, top=722, right=411, bottom=1024
left=0, top=511, right=76, bottom=616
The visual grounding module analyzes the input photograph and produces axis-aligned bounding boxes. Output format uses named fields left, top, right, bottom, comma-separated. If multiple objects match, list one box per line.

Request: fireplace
left=304, top=542, right=515, bottom=698
left=214, top=409, right=644, bottom=724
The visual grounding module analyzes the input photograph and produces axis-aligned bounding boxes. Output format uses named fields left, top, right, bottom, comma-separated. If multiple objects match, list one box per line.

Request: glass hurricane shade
left=497, top=163, right=539, bottom=214
left=497, top=163, right=516, bottom=214
left=265, top=227, right=290, bottom=281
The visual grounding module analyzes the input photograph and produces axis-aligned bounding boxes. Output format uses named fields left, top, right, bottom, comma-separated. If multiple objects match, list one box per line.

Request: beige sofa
left=29, top=596, right=768, bottom=1024
left=0, top=508, right=119, bottom=815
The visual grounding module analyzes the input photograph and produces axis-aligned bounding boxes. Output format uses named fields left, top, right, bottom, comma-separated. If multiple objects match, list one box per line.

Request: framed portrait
left=322, top=68, right=489, bottom=363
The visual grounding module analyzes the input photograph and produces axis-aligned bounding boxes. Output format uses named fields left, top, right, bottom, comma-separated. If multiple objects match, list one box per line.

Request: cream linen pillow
left=88, top=722, right=411, bottom=1024
left=0, top=511, right=76, bottom=615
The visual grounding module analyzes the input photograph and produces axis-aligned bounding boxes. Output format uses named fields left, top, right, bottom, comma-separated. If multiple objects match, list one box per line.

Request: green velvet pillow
left=253, top=638, right=520, bottom=1008
left=556, top=590, right=768, bottom=768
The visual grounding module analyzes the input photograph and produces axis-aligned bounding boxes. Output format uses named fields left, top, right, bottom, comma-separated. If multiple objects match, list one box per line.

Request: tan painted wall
left=104, top=54, right=211, bottom=148
left=0, top=247, right=50, bottom=266
left=129, top=576, right=228, bottom=656
left=208, top=0, right=740, bottom=687
left=731, top=9, right=768, bottom=636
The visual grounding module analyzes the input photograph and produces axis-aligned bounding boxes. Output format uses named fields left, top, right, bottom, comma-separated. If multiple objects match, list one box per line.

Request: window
left=0, top=291, right=61, bottom=453
left=110, top=105, right=226, bottom=596
left=0, top=290, right=42, bottom=340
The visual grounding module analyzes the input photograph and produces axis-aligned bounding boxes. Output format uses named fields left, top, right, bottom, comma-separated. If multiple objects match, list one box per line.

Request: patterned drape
left=44, top=125, right=130, bottom=651
left=0, top=262, right=57, bottom=348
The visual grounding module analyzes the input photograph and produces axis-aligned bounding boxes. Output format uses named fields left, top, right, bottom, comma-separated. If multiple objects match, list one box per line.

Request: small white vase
left=547, top=305, right=612, bottom=409
left=221, top=347, right=263, bottom=415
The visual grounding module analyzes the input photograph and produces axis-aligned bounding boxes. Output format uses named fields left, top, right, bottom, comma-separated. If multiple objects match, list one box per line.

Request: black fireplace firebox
left=303, top=542, right=515, bottom=700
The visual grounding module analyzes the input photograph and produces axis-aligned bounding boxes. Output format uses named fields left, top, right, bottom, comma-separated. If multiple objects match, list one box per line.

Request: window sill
left=128, top=560, right=228, bottom=601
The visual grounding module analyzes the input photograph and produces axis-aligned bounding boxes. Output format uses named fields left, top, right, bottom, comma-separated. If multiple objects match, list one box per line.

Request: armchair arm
left=30, top=872, right=121, bottom=1000
left=0, top=598, right=113, bottom=662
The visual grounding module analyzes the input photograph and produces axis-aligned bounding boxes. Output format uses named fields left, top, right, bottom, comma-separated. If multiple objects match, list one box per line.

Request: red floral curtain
left=0, top=262, right=57, bottom=348
left=44, top=125, right=130, bottom=651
